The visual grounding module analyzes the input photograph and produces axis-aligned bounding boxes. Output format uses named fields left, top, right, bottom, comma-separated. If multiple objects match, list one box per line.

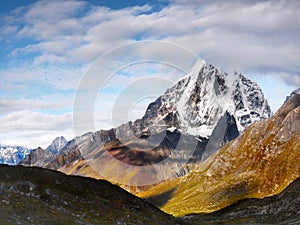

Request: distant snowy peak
left=0, top=145, right=31, bottom=165
left=46, top=136, right=67, bottom=154
left=285, top=88, right=300, bottom=102
left=142, top=59, right=271, bottom=138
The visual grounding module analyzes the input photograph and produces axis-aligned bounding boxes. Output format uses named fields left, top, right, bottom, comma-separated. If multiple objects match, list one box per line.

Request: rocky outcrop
left=285, top=87, right=300, bottom=102
left=201, top=111, right=239, bottom=161
left=20, top=147, right=52, bottom=167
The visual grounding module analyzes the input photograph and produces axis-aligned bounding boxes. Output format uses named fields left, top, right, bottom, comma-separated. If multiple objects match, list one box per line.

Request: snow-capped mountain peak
left=189, top=59, right=207, bottom=81
left=285, top=88, right=300, bottom=102
left=0, top=145, right=31, bottom=165
left=141, top=60, right=271, bottom=138
left=46, top=136, right=67, bottom=154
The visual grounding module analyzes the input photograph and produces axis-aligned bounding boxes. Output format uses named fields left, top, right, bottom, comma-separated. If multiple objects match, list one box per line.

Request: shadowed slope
left=0, top=164, right=184, bottom=225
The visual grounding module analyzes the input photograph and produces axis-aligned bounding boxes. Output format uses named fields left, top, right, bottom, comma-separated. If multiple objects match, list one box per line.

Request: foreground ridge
left=0, top=164, right=184, bottom=225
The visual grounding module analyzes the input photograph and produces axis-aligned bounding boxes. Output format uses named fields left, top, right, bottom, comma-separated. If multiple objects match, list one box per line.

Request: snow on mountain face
left=142, top=59, right=271, bottom=138
left=0, top=145, right=31, bottom=165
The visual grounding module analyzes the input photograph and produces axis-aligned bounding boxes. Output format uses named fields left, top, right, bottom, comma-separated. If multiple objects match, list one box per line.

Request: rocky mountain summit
left=46, top=136, right=67, bottom=154
left=20, top=136, right=67, bottom=167
left=137, top=60, right=271, bottom=138
left=286, top=87, right=300, bottom=102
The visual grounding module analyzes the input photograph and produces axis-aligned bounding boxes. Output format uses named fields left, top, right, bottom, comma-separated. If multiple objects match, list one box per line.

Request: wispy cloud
left=0, top=98, right=70, bottom=114
left=0, top=110, right=71, bottom=131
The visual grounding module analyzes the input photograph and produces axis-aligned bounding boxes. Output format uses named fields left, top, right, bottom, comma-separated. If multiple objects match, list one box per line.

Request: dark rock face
left=45, top=149, right=83, bottom=170
left=20, top=147, right=53, bottom=167
left=201, top=111, right=239, bottom=162
left=46, top=129, right=208, bottom=181
left=183, top=177, right=300, bottom=225
left=0, top=164, right=184, bottom=225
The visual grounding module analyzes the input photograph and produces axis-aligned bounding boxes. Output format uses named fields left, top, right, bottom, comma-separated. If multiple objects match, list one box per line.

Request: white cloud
left=0, top=64, right=84, bottom=92
left=280, top=72, right=300, bottom=87
left=24, top=0, right=86, bottom=21
left=0, top=110, right=74, bottom=148
left=0, top=98, right=71, bottom=114
left=0, top=130, right=74, bottom=149
left=3, top=0, right=297, bottom=79
left=0, top=110, right=72, bottom=131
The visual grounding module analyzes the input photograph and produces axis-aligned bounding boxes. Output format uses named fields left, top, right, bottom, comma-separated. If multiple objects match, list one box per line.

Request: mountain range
left=1, top=136, right=68, bottom=166
left=19, top=60, right=272, bottom=191
left=1, top=59, right=299, bottom=224
left=21, top=136, right=68, bottom=167
left=0, top=145, right=31, bottom=165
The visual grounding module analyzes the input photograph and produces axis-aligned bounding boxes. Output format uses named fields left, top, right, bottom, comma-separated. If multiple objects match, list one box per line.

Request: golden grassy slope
left=139, top=96, right=300, bottom=216
left=51, top=132, right=206, bottom=193
left=55, top=141, right=169, bottom=193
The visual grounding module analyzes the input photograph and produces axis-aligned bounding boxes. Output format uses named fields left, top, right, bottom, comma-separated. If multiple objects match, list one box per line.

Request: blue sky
left=0, top=0, right=299, bottom=148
